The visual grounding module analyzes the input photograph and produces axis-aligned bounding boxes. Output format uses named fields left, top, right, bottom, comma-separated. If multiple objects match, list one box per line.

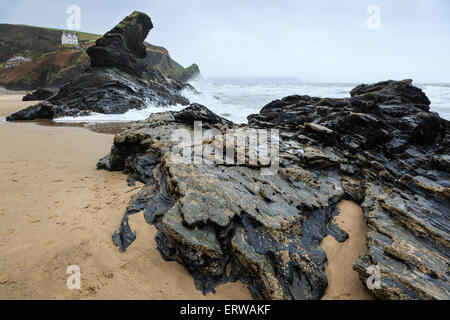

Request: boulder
left=101, top=104, right=346, bottom=299
left=350, top=79, right=431, bottom=109
left=87, top=11, right=153, bottom=73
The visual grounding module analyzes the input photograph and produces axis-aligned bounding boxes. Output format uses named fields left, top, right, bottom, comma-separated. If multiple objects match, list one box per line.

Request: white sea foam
left=54, top=80, right=450, bottom=124
left=183, top=80, right=357, bottom=124
left=419, top=84, right=450, bottom=120
left=55, top=104, right=186, bottom=123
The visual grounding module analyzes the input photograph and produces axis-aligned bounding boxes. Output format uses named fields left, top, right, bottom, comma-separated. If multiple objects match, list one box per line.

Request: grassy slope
left=17, top=25, right=100, bottom=42
left=0, top=24, right=199, bottom=90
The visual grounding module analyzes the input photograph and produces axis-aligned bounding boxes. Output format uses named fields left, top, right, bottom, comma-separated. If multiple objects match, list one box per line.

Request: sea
left=54, top=79, right=450, bottom=124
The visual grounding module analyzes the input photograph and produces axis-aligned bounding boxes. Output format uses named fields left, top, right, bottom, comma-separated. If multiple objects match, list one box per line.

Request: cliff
left=145, top=43, right=200, bottom=82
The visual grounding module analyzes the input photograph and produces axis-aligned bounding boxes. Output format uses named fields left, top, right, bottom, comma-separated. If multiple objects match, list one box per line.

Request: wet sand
left=0, top=91, right=372, bottom=300
left=0, top=92, right=251, bottom=300
left=321, top=201, right=374, bottom=300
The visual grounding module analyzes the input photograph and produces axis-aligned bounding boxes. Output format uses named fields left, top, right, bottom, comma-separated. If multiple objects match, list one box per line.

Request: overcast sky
left=1, top=0, right=449, bottom=82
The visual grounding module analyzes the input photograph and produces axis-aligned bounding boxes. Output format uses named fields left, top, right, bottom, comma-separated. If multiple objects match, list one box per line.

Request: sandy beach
left=0, top=92, right=251, bottom=300
left=0, top=91, right=372, bottom=300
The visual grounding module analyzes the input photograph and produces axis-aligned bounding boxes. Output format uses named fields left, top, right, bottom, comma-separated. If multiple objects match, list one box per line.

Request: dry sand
left=0, top=92, right=251, bottom=300
left=0, top=91, right=372, bottom=300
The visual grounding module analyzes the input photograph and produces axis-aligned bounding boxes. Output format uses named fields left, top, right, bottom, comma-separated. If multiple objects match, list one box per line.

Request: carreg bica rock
left=6, top=11, right=191, bottom=121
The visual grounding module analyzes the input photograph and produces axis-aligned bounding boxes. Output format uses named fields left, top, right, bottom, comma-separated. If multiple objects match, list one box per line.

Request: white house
left=61, top=31, right=69, bottom=44
left=61, top=31, right=78, bottom=45
left=72, top=33, right=78, bottom=45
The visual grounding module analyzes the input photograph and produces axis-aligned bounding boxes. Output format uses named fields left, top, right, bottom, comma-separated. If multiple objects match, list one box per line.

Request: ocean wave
left=184, top=80, right=355, bottom=124
left=420, top=85, right=450, bottom=120
left=55, top=104, right=186, bottom=123
left=53, top=81, right=450, bottom=123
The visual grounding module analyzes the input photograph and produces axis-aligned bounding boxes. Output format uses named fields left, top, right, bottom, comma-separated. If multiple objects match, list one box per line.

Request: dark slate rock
left=328, top=223, right=350, bottom=243
left=22, top=88, right=55, bottom=101
left=350, top=79, right=431, bottom=108
left=87, top=11, right=153, bottom=73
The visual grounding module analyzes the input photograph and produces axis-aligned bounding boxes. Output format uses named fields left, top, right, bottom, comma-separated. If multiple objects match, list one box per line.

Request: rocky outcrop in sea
left=6, top=11, right=191, bottom=121
left=99, top=79, right=449, bottom=300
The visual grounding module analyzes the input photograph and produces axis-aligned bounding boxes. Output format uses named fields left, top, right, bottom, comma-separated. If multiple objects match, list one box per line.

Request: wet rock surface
left=6, top=12, right=189, bottom=121
left=100, top=79, right=449, bottom=300
left=22, top=88, right=55, bottom=101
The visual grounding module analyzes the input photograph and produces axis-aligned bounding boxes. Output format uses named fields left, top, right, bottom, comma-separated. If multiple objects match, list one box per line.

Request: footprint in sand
left=333, top=293, right=353, bottom=300
left=120, top=262, right=131, bottom=271
left=0, top=279, right=17, bottom=286
left=0, top=229, right=15, bottom=236
left=82, top=286, right=98, bottom=297
left=70, top=226, right=86, bottom=232
left=103, top=273, right=114, bottom=279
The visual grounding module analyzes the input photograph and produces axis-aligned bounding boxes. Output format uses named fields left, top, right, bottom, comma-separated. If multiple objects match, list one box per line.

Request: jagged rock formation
left=98, top=104, right=345, bottom=300
left=98, top=79, right=449, bottom=300
left=22, top=88, right=55, bottom=101
left=87, top=12, right=153, bottom=72
left=249, top=79, right=449, bottom=299
left=6, top=12, right=190, bottom=121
